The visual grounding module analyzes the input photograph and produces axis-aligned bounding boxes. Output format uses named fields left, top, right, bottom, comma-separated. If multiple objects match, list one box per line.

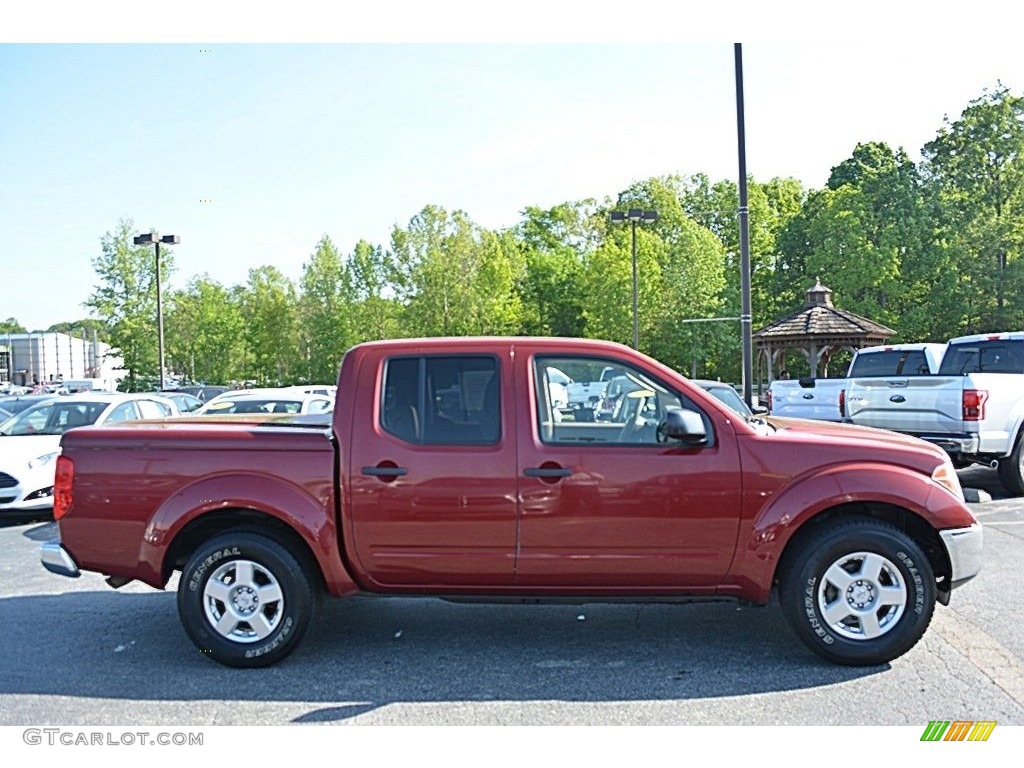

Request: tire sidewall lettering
left=188, top=547, right=242, bottom=593
left=896, top=550, right=926, bottom=615
left=244, top=616, right=294, bottom=659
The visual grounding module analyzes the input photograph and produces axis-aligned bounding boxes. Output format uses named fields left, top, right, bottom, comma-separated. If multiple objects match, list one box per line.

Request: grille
left=0, top=473, right=19, bottom=489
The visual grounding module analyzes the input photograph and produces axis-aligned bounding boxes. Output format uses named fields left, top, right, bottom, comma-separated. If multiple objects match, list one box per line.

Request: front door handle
left=524, top=467, right=572, bottom=478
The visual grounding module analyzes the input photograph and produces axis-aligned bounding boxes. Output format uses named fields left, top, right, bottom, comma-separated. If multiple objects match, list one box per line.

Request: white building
left=0, top=332, right=125, bottom=390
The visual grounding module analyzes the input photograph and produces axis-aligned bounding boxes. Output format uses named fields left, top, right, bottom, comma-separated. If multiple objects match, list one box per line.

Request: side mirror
left=661, top=407, right=707, bottom=445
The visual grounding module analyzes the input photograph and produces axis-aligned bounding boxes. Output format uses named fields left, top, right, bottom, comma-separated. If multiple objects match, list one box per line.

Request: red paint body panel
left=55, top=338, right=978, bottom=605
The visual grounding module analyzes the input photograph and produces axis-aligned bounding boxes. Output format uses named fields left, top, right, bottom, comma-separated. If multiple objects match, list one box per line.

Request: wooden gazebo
left=754, top=280, right=896, bottom=381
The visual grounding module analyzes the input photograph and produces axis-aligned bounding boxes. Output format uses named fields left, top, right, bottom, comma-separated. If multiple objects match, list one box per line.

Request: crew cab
left=41, top=338, right=981, bottom=668
left=845, top=333, right=1024, bottom=495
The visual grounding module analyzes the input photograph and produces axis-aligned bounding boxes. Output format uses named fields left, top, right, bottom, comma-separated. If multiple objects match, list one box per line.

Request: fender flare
left=136, top=472, right=359, bottom=597
left=726, top=462, right=962, bottom=602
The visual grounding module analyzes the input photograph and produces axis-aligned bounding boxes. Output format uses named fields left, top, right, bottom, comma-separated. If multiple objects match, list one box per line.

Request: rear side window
left=849, top=350, right=934, bottom=377
left=939, top=340, right=1024, bottom=375
left=381, top=355, right=500, bottom=445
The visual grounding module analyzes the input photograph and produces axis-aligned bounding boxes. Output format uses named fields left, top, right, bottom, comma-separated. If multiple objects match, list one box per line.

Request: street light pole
left=133, top=232, right=180, bottom=391
left=155, top=239, right=166, bottom=391
left=610, top=208, right=658, bottom=349
left=630, top=218, right=638, bottom=350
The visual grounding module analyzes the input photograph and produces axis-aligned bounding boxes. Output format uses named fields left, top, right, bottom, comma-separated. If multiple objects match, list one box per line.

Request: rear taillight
left=54, top=456, right=74, bottom=520
left=767, top=390, right=773, bottom=412
left=963, top=389, right=988, bottom=421
left=839, top=388, right=846, bottom=418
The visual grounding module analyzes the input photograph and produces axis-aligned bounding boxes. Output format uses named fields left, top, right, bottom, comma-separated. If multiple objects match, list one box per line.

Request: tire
left=778, top=517, right=935, bottom=666
left=177, top=532, right=317, bottom=668
left=997, top=434, right=1024, bottom=497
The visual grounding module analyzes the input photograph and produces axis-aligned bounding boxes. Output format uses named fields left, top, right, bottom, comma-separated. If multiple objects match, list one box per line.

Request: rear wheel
left=779, top=518, right=935, bottom=666
left=997, top=433, right=1024, bottom=496
left=177, top=532, right=317, bottom=667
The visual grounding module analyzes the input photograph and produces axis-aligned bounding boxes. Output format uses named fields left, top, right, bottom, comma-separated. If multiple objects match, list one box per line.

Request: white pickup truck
left=844, top=333, right=1024, bottom=495
left=769, top=343, right=946, bottom=423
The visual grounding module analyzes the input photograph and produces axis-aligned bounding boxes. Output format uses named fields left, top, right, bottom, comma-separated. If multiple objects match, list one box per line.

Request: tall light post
left=609, top=208, right=658, bottom=349
left=133, top=232, right=179, bottom=391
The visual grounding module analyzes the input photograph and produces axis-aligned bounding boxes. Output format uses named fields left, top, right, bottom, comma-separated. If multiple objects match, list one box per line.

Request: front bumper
left=40, top=540, right=80, bottom=578
left=940, top=524, right=983, bottom=588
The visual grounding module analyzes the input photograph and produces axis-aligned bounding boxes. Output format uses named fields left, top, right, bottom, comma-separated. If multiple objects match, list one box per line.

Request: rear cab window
left=380, top=355, right=500, bottom=445
left=939, top=339, right=1024, bottom=375
left=849, top=350, right=935, bottom=377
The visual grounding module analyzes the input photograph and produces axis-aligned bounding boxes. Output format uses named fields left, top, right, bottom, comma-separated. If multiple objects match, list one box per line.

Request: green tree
left=585, top=178, right=726, bottom=374
left=923, top=84, right=1024, bottom=331
left=238, top=266, right=298, bottom=385
left=349, top=239, right=401, bottom=342
left=298, top=235, right=357, bottom=383
left=165, top=276, right=246, bottom=384
left=514, top=202, right=591, bottom=337
left=0, top=317, right=27, bottom=334
left=45, top=318, right=110, bottom=343
left=390, top=205, right=523, bottom=337
left=85, top=218, right=174, bottom=391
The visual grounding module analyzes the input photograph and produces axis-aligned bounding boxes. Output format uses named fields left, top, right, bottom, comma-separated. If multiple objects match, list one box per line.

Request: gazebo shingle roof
left=754, top=279, right=895, bottom=348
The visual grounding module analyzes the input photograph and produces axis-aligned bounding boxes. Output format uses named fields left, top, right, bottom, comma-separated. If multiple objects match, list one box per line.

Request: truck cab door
left=515, top=351, right=743, bottom=589
left=346, top=348, right=518, bottom=589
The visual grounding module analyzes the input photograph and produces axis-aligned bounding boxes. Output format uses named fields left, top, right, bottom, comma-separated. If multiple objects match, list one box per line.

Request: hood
left=763, top=416, right=949, bottom=469
left=0, top=434, right=63, bottom=466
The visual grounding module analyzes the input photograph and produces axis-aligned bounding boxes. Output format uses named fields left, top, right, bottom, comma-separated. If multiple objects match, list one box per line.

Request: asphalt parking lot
left=0, top=464, right=1022, bottom=727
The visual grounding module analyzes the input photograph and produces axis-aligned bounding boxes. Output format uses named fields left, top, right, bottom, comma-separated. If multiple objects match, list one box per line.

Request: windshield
left=700, top=385, right=753, bottom=418
left=0, top=400, right=107, bottom=435
left=203, top=399, right=304, bottom=414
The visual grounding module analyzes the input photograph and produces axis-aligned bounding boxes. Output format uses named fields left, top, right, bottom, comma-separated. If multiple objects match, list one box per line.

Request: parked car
left=45, top=337, right=980, bottom=668
left=693, top=379, right=765, bottom=419
left=0, top=392, right=178, bottom=516
left=195, top=388, right=333, bottom=415
left=288, top=384, right=338, bottom=398
left=160, top=391, right=204, bottom=413
left=845, top=332, right=1024, bottom=494
left=173, top=385, right=231, bottom=402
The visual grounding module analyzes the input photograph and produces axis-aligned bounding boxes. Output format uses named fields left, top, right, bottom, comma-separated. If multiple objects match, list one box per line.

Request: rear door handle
left=524, top=467, right=572, bottom=478
left=362, top=466, right=408, bottom=477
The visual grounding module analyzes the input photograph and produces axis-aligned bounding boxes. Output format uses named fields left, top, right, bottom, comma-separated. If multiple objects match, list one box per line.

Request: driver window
left=533, top=356, right=688, bottom=446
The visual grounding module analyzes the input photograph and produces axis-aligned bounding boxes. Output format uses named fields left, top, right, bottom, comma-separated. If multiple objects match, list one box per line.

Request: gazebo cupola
left=753, top=279, right=896, bottom=380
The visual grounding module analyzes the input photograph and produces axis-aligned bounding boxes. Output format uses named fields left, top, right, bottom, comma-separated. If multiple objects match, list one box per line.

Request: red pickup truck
left=41, top=337, right=982, bottom=668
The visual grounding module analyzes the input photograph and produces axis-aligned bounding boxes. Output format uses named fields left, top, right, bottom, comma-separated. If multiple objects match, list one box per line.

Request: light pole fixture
left=133, top=232, right=180, bottom=391
left=609, top=208, right=658, bottom=349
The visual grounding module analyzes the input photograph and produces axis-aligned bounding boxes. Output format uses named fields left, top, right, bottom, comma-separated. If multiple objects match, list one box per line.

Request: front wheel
left=779, top=518, right=935, bottom=666
left=177, top=532, right=318, bottom=667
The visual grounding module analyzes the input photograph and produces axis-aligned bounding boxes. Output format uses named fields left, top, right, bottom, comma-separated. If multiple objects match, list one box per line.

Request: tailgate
left=770, top=381, right=843, bottom=421
left=845, top=376, right=962, bottom=433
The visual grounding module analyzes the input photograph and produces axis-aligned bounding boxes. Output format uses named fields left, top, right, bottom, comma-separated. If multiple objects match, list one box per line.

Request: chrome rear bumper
left=40, top=540, right=80, bottom=578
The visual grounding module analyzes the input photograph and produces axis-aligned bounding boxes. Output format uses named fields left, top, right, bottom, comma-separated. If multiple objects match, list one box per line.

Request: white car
left=0, top=393, right=178, bottom=516
left=195, top=388, right=333, bottom=416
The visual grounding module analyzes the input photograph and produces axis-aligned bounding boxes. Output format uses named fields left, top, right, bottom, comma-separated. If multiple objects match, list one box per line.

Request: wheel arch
left=774, top=502, right=953, bottom=606
left=138, top=472, right=359, bottom=597
left=164, top=508, right=326, bottom=592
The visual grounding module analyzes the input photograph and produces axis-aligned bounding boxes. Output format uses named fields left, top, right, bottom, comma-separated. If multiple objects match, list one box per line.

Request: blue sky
left=3, top=31, right=1023, bottom=331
